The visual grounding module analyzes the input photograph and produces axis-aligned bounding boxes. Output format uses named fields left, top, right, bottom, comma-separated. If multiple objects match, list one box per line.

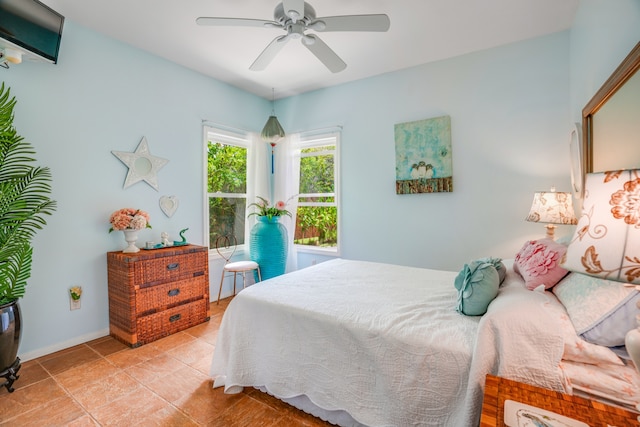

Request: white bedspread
left=210, top=258, right=565, bottom=426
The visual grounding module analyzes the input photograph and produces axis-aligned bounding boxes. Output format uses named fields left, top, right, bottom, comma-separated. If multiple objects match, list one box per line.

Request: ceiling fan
left=196, top=0, right=390, bottom=73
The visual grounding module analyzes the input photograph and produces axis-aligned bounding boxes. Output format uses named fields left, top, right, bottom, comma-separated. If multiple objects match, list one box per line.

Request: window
left=204, top=127, right=249, bottom=250
left=295, top=132, right=339, bottom=253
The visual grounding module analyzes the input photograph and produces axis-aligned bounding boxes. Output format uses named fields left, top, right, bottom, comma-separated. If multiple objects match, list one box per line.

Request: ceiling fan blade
left=311, top=14, right=390, bottom=32
left=282, top=0, right=305, bottom=22
left=250, top=36, right=290, bottom=71
left=196, top=17, right=278, bottom=28
left=302, top=35, right=346, bottom=73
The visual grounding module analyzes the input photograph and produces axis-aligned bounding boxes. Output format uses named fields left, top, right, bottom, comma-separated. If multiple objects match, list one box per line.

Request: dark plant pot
left=0, top=299, right=22, bottom=391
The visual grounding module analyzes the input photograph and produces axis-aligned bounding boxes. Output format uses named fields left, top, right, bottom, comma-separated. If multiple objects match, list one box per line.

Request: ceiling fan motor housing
left=274, top=2, right=316, bottom=24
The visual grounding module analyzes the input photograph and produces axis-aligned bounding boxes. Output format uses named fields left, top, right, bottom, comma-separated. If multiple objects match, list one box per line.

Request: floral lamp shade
left=562, top=169, right=640, bottom=284
left=525, top=188, right=577, bottom=239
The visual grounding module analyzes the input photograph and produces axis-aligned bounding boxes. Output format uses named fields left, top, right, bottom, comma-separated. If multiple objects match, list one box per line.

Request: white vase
left=122, top=229, right=140, bottom=253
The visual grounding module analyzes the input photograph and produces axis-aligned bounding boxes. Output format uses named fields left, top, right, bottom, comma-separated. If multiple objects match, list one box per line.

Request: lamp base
left=545, top=224, right=556, bottom=240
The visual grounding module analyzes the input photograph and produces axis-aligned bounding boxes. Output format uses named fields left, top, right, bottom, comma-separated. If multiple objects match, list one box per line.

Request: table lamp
left=525, top=187, right=577, bottom=240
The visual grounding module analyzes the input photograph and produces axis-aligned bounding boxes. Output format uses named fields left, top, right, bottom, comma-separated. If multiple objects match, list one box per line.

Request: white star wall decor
left=112, top=137, right=169, bottom=191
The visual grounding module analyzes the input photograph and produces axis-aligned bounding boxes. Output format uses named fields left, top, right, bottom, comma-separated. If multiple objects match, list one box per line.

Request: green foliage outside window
left=207, top=141, right=247, bottom=247
left=296, top=205, right=337, bottom=246
left=295, top=145, right=337, bottom=247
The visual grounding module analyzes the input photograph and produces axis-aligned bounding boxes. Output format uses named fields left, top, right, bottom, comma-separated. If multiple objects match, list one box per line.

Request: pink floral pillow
left=514, top=238, right=569, bottom=290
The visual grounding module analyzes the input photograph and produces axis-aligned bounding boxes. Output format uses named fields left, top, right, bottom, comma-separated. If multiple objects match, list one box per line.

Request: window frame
left=295, top=132, right=341, bottom=256
left=202, top=125, right=251, bottom=257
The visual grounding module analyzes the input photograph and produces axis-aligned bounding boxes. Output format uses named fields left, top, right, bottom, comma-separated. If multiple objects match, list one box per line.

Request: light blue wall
left=2, top=22, right=268, bottom=358
left=569, top=0, right=640, bottom=121
left=282, top=31, right=573, bottom=271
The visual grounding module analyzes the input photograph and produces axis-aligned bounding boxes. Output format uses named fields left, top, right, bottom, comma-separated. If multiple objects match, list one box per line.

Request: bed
left=209, top=257, right=617, bottom=426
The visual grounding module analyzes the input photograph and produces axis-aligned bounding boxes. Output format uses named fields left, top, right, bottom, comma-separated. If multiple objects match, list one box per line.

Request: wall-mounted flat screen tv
left=0, top=0, right=64, bottom=63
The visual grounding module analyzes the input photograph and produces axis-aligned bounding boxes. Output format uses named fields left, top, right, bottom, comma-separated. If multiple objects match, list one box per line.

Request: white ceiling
left=41, top=0, right=579, bottom=100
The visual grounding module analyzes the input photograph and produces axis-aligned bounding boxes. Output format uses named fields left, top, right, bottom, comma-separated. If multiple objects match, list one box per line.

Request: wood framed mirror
left=582, top=41, right=640, bottom=174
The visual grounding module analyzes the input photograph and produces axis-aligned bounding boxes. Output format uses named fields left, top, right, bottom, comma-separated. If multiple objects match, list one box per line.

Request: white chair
left=215, top=235, right=261, bottom=304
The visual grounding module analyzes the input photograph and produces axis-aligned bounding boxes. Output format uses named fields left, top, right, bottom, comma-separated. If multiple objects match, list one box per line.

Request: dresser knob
left=169, top=314, right=181, bottom=322
left=167, top=288, right=180, bottom=297
left=166, top=263, right=179, bottom=270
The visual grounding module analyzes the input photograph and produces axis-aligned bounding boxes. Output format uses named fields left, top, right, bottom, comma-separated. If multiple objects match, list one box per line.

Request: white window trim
left=294, top=131, right=341, bottom=256
left=202, top=125, right=251, bottom=257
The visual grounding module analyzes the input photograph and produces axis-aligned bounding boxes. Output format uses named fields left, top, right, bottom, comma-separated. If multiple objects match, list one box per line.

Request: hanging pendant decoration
left=260, top=88, right=285, bottom=174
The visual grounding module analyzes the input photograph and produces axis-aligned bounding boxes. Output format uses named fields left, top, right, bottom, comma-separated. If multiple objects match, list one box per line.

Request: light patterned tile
left=1, top=393, right=86, bottom=426
left=143, top=365, right=208, bottom=404
left=177, top=380, right=245, bottom=424
left=0, top=360, right=49, bottom=395
left=65, top=414, right=101, bottom=426
left=54, top=358, right=120, bottom=392
left=124, top=353, right=187, bottom=385
left=149, top=331, right=197, bottom=352
left=190, top=350, right=215, bottom=376
left=136, top=407, right=199, bottom=426
left=38, top=345, right=101, bottom=375
left=167, top=338, right=214, bottom=368
left=206, top=393, right=283, bottom=427
left=64, top=372, right=143, bottom=411
left=0, top=378, right=67, bottom=421
left=89, top=387, right=180, bottom=427
left=105, top=343, right=164, bottom=369
left=86, top=336, right=129, bottom=357
left=184, top=318, right=219, bottom=344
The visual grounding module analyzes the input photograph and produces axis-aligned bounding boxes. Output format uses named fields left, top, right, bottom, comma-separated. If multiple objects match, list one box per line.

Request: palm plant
left=0, top=83, right=56, bottom=305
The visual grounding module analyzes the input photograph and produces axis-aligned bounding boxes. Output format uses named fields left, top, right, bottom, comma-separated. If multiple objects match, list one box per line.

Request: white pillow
left=552, top=272, right=639, bottom=348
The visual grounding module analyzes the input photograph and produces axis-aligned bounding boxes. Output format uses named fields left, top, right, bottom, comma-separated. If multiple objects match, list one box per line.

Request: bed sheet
left=210, top=258, right=565, bottom=426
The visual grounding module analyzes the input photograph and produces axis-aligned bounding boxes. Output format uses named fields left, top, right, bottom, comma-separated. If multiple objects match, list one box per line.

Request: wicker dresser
left=107, top=244, right=210, bottom=347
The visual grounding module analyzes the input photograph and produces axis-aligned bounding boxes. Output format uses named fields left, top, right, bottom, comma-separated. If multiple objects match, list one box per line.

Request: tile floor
left=0, top=297, right=332, bottom=426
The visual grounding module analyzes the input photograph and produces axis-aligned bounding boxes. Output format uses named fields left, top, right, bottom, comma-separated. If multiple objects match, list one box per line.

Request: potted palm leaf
left=0, top=83, right=56, bottom=392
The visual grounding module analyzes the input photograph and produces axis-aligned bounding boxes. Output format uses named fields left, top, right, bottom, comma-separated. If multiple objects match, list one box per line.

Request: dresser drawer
left=135, top=277, right=207, bottom=314
left=135, top=299, right=209, bottom=345
left=136, top=252, right=207, bottom=285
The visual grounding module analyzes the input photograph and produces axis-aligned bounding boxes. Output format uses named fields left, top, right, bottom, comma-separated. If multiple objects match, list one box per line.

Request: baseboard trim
left=18, top=328, right=111, bottom=362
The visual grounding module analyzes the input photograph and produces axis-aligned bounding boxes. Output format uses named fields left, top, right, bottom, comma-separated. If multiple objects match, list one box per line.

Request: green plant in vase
left=0, top=83, right=56, bottom=391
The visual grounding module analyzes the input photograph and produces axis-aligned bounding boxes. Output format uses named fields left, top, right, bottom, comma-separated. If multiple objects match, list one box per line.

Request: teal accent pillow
left=454, top=259, right=500, bottom=316
left=478, top=256, right=506, bottom=285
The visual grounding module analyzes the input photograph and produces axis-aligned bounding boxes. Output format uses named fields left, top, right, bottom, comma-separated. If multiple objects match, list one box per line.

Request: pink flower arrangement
left=247, top=196, right=292, bottom=220
left=108, top=208, right=151, bottom=232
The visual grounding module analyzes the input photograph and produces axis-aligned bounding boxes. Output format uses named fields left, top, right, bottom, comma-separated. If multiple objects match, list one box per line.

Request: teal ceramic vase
left=250, top=216, right=288, bottom=281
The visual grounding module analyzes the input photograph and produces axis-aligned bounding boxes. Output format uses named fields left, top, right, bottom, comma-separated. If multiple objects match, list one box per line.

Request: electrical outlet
left=69, top=298, right=81, bottom=310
